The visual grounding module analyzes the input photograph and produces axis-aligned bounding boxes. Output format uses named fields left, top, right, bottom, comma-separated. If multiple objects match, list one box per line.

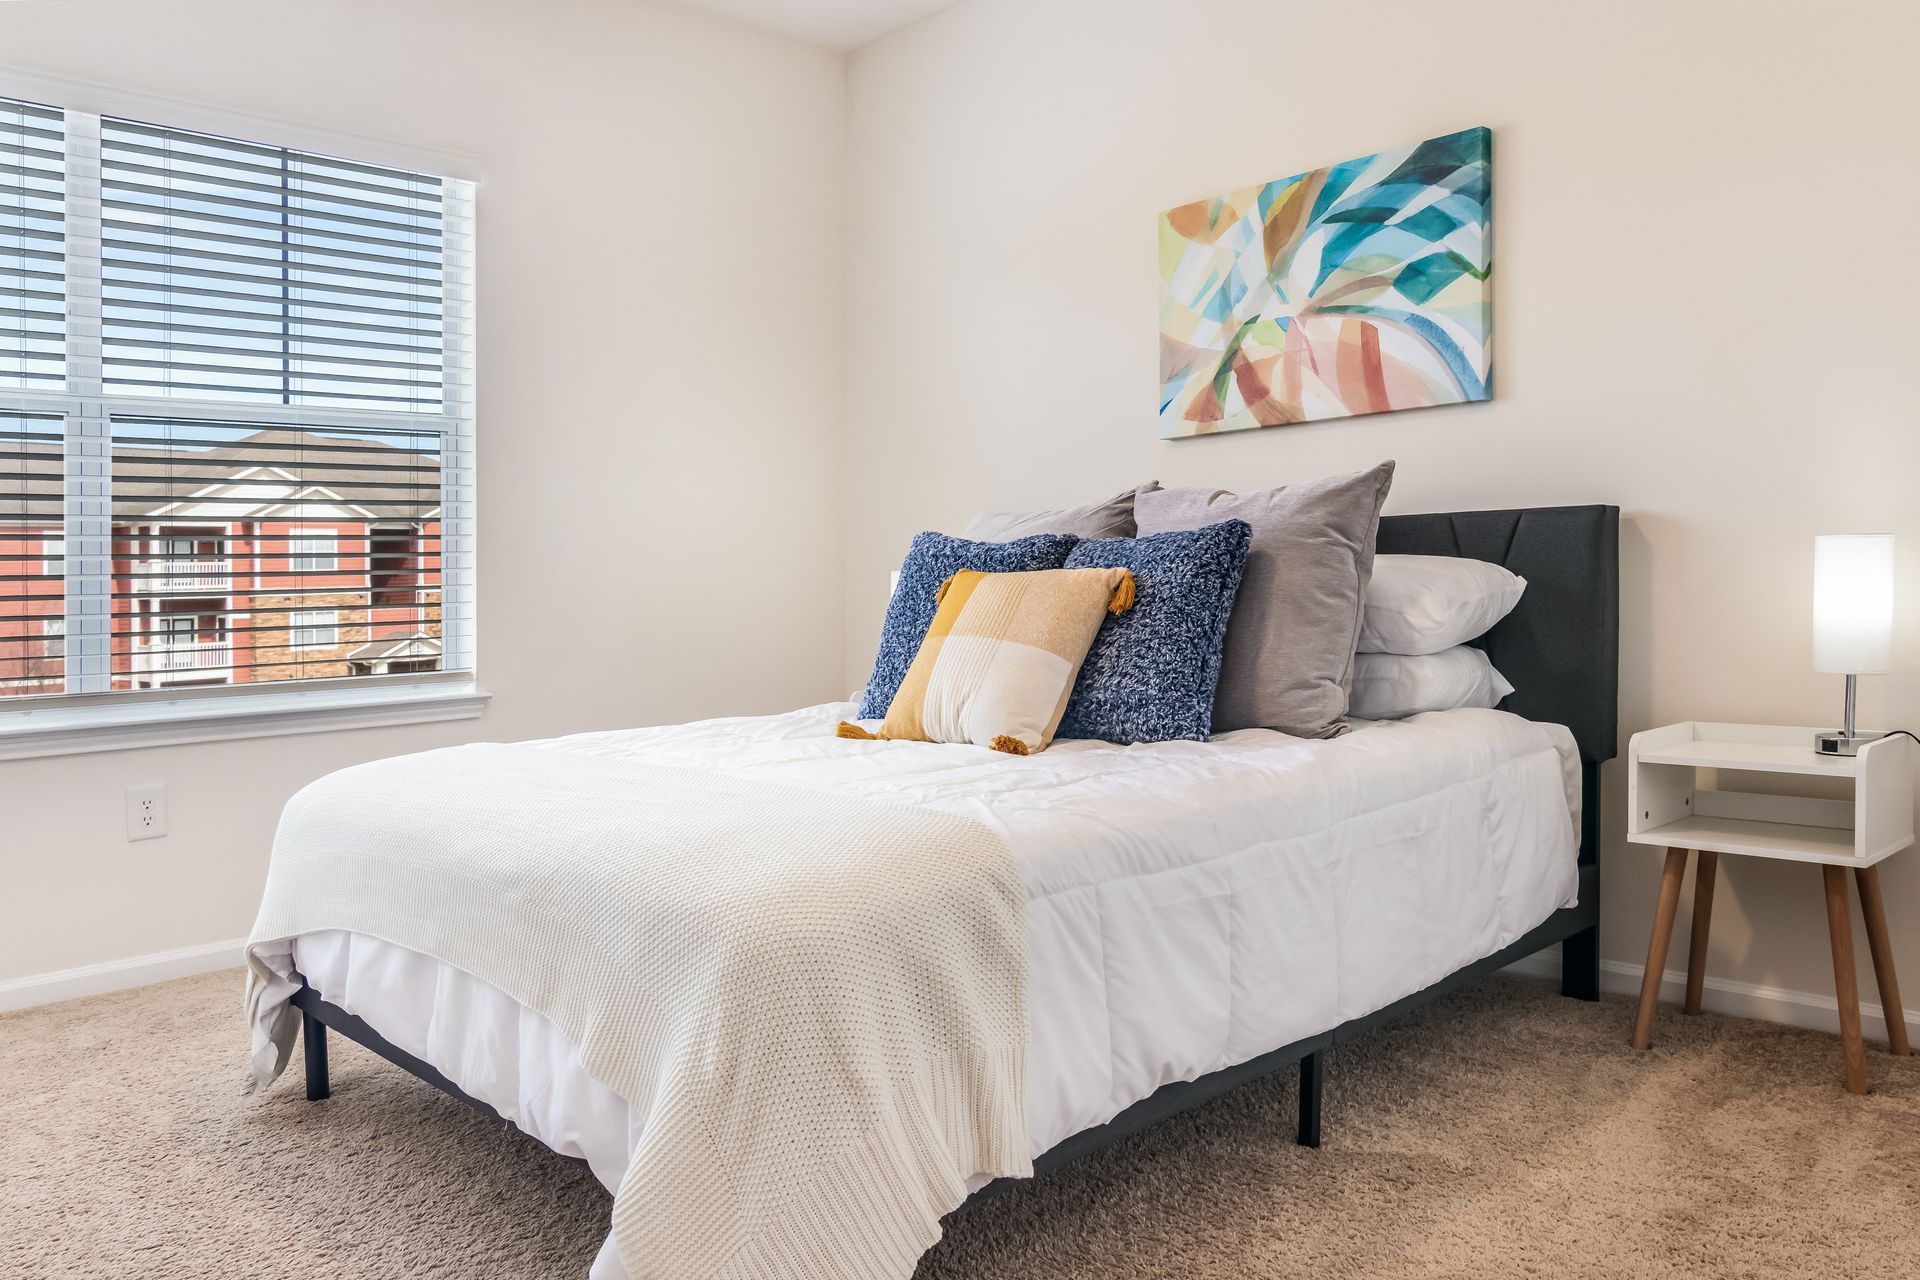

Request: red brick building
left=0, top=427, right=441, bottom=698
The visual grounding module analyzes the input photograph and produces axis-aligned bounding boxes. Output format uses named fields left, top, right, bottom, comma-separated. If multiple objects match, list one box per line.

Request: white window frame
left=42, top=536, right=64, bottom=577
left=41, top=617, right=65, bottom=659
left=0, top=71, right=485, bottom=760
left=289, top=531, right=340, bottom=574
left=288, top=609, right=340, bottom=650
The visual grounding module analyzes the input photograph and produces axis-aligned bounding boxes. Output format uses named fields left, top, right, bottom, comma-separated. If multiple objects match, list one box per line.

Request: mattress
left=292, top=701, right=1581, bottom=1278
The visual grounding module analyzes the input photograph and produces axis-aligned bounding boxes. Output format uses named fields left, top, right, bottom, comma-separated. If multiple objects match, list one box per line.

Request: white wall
left=0, top=0, right=849, bottom=987
left=844, top=1, right=1920, bottom=1016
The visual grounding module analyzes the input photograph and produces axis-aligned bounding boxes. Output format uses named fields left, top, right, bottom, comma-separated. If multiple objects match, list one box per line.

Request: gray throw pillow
left=1135, top=462, right=1395, bottom=738
left=961, top=485, right=1155, bottom=541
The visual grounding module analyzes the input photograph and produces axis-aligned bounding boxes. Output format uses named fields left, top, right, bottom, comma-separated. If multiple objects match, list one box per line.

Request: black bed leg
left=302, top=1007, right=331, bottom=1101
left=1561, top=924, right=1601, bottom=1003
left=1296, top=1050, right=1324, bottom=1149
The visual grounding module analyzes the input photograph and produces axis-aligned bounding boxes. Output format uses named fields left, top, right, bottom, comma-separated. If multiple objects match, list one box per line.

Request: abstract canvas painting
left=1159, top=126, right=1491, bottom=437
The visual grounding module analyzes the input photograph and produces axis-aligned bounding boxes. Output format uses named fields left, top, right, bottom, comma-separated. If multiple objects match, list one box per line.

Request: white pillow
left=1359, top=554, right=1526, bottom=655
left=1349, top=646, right=1514, bottom=721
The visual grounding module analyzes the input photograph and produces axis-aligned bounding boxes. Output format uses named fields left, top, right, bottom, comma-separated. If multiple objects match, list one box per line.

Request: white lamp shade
left=1813, top=534, right=1894, bottom=674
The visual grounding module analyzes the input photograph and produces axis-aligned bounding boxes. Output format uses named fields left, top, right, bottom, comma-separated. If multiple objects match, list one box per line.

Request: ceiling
left=670, top=0, right=963, bottom=48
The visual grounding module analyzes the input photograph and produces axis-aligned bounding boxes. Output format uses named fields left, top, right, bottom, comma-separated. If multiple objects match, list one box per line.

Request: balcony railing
left=132, top=640, right=231, bottom=682
left=132, top=558, right=231, bottom=593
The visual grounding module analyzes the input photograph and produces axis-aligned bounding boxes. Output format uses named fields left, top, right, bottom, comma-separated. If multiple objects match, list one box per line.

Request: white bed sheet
left=293, top=702, right=1581, bottom=1277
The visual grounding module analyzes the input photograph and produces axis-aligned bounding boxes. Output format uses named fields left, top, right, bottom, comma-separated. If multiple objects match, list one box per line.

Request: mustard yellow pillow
left=838, top=567, right=1135, bottom=755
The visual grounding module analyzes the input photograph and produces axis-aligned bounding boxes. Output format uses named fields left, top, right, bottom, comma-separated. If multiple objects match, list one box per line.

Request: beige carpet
left=3, top=972, right=1916, bottom=1279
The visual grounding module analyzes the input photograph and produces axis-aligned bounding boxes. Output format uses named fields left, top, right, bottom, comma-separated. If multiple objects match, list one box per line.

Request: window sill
left=0, top=683, right=491, bottom=762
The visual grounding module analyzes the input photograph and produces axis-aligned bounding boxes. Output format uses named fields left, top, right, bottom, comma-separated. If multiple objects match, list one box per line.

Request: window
left=289, top=530, right=339, bottom=573
left=0, top=86, right=475, bottom=743
left=156, top=614, right=199, bottom=645
left=289, top=609, right=339, bottom=649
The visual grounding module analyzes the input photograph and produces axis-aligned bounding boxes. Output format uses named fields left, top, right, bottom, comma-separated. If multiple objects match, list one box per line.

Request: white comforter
left=294, top=701, right=1581, bottom=1277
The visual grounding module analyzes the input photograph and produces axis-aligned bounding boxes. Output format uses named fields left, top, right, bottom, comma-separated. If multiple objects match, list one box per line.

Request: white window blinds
left=2, top=98, right=65, bottom=389
left=99, top=119, right=450, bottom=409
left=0, top=411, right=64, bottom=695
left=0, top=90, right=474, bottom=714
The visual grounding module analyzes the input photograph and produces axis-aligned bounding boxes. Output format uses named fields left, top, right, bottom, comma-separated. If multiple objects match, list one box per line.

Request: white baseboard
left=1504, top=947, right=1920, bottom=1046
left=0, top=937, right=247, bottom=1013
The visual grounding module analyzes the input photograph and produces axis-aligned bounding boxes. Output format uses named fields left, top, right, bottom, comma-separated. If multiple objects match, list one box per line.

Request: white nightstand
left=1626, top=722, right=1915, bottom=1093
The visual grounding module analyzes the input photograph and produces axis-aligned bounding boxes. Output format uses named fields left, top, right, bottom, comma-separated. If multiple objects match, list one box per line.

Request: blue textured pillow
left=857, top=531, right=1080, bottom=718
left=1055, top=520, right=1252, bottom=743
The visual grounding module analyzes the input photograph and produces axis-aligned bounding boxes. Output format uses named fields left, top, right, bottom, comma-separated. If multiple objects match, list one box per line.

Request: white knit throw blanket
left=245, top=742, right=1031, bottom=1280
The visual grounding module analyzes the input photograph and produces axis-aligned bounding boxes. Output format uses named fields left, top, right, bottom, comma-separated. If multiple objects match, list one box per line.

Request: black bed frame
left=291, top=504, right=1620, bottom=1200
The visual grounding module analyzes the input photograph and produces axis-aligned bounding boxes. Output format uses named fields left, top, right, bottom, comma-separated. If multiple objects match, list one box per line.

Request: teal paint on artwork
left=1308, top=158, right=1370, bottom=223
left=1392, top=204, right=1466, bottom=243
left=1392, top=252, right=1472, bottom=306
left=1201, top=279, right=1238, bottom=324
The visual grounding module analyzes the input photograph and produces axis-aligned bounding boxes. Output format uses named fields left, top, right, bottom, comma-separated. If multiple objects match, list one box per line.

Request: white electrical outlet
left=125, top=783, right=168, bottom=842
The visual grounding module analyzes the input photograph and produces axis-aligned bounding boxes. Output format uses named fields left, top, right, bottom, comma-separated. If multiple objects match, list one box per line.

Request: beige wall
left=844, top=1, right=1920, bottom=1018
left=0, top=0, right=850, bottom=984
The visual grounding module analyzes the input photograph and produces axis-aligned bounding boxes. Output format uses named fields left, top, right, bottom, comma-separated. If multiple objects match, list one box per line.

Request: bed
left=259, top=503, right=1618, bottom=1279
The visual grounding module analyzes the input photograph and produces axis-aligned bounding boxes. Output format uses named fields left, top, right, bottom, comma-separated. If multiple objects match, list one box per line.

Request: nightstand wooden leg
left=1855, top=865, right=1910, bottom=1056
left=1633, top=847, right=1689, bottom=1051
left=1684, top=851, right=1717, bottom=1015
left=1823, top=865, right=1870, bottom=1095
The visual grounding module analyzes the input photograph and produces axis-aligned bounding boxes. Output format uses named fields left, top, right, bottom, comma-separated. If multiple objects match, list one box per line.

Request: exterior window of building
left=290, top=532, right=339, bottom=574
left=156, top=615, right=198, bottom=646
left=290, top=610, right=340, bottom=650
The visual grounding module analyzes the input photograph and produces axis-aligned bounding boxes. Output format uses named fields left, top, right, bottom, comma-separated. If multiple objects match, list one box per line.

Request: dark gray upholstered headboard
left=1375, top=505, right=1619, bottom=766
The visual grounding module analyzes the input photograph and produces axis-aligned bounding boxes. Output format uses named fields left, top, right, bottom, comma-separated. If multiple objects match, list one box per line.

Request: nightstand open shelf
left=1625, top=722, right=1915, bottom=1094
left=1635, top=813, right=1855, bottom=861
left=1628, top=722, right=1913, bottom=868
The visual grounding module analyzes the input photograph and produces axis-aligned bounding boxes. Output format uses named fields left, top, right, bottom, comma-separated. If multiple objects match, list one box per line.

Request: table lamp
left=1813, top=533, right=1895, bottom=755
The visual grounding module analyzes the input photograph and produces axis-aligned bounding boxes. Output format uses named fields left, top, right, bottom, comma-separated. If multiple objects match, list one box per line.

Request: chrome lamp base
left=1813, top=729, right=1887, bottom=756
